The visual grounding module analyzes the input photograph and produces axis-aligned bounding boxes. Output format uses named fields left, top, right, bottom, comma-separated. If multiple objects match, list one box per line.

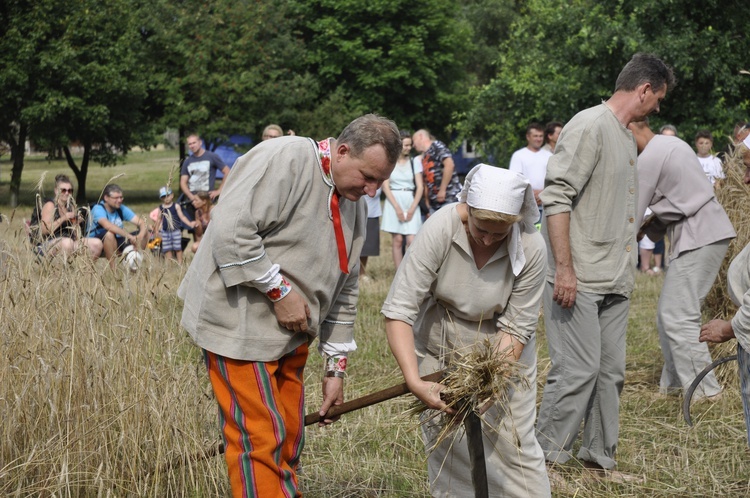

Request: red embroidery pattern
left=318, top=139, right=349, bottom=274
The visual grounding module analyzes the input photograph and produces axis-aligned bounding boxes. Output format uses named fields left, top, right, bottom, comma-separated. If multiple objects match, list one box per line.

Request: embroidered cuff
left=266, top=275, right=292, bottom=302
left=324, top=354, right=348, bottom=374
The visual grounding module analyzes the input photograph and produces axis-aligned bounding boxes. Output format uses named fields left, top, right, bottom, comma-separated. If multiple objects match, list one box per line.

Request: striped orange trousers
left=204, top=344, right=308, bottom=498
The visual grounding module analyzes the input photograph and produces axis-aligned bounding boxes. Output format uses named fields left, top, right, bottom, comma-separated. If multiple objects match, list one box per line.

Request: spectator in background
left=659, top=124, right=678, bottom=136
left=510, top=122, right=553, bottom=224
left=542, top=121, right=564, bottom=153
left=381, top=131, right=424, bottom=269
left=190, top=191, right=213, bottom=254
left=155, top=186, right=195, bottom=263
left=33, top=174, right=102, bottom=260
left=695, top=130, right=725, bottom=188
left=88, top=184, right=148, bottom=269
left=262, top=124, right=284, bottom=140
left=179, top=133, right=229, bottom=221
left=359, top=187, right=382, bottom=282
left=412, top=129, right=461, bottom=213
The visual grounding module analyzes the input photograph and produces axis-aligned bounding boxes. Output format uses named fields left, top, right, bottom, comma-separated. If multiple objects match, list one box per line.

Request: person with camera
left=31, top=174, right=102, bottom=261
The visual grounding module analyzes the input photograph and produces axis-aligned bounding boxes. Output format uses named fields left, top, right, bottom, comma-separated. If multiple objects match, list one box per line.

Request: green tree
left=456, top=0, right=750, bottom=164
left=293, top=0, right=473, bottom=138
left=149, top=0, right=317, bottom=161
left=0, top=0, right=45, bottom=206
left=0, top=0, right=165, bottom=205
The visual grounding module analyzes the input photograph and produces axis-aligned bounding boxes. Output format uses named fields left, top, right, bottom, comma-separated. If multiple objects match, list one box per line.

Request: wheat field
left=1, top=151, right=749, bottom=496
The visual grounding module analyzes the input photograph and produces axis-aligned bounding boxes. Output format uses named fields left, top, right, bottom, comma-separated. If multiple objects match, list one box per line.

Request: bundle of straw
left=704, top=141, right=750, bottom=384
left=407, top=338, right=530, bottom=451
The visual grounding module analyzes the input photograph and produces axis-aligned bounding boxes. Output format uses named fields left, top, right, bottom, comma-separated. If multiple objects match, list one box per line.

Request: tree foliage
left=0, top=0, right=164, bottom=204
left=455, top=0, right=750, bottom=164
left=293, top=0, right=473, bottom=139
left=150, top=0, right=317, bottom=154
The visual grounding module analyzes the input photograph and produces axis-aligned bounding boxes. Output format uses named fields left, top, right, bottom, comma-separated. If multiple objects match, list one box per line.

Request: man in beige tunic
left=178, top=114, right=400, bottom=497
left=630, top=121, right=735, bottom=400
left=536, top=53, right=675, bottom=477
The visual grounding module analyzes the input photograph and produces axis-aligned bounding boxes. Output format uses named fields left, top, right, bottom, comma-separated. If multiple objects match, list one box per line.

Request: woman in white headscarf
left=381, top=164, right=550, bottom=497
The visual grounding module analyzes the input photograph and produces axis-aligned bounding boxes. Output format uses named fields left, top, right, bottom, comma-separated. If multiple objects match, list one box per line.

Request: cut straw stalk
left=407, top=338, right=530, bottom=451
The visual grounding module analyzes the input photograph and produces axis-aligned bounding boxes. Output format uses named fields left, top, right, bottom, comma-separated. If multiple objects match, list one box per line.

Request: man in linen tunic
left=382, top=167, right=550, bottom=497
left=536, top=53, right=675, bottom=471
left=179, top=114, right=400, bottom=497
left=631, top=121, right=735, bottom=399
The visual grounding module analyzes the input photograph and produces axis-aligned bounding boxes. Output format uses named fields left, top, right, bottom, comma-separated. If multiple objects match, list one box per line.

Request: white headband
left=458, top=164, right=539, bottom=225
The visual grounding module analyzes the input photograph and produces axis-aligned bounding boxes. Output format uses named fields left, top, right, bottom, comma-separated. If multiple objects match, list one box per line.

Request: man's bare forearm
left=546, top=212, right=573, bottom=269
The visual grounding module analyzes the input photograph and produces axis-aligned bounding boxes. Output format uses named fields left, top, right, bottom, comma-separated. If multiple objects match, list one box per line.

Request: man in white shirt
left=509, top=122, right=552, bottom=223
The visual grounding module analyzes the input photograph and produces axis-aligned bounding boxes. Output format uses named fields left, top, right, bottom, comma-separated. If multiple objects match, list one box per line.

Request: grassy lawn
left=0, top=148, right=183, bottom=216
left=1, top=148, right=748, bottom=497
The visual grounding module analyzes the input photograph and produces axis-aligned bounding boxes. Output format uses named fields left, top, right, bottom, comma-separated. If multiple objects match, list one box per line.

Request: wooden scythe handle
left=304, top=370, right=446, bottom=426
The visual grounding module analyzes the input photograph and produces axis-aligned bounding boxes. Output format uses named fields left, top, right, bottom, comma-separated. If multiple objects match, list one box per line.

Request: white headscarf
left=458, top=164, right=538, bottom=275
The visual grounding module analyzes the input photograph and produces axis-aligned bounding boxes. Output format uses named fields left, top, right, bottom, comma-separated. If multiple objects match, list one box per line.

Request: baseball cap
left=159, top=187, right=172, bottom=198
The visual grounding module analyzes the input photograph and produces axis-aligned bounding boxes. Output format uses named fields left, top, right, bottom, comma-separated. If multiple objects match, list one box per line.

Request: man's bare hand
left=436, top=189, right=446, bottom=203
left=273, top=289, right=310, bottom=332
left=209, top=190, right=220, bottom=201
left=317, top=376, right=344, bottom=426
left=699, top=319, right=735, bottom=344
left=553, top=265, right=577, bottom=308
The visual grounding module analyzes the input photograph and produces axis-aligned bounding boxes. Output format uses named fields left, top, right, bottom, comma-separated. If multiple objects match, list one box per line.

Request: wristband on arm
left=324, top=354, right=347, bottom=378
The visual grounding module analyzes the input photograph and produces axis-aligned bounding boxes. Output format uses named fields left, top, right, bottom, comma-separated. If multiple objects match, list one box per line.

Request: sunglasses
left=59, top=188, right=74, bottom=194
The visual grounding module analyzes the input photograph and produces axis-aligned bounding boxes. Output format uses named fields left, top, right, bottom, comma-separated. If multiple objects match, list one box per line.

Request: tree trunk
left=9, top=123, right=27, bottom=208
left=63, top=143, right=89, bottom=205
left=178, top=126, right=186, bottom=164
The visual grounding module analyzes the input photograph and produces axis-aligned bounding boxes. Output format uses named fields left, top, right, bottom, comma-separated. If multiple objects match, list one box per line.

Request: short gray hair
left=337, top=114, right=401, bottom=167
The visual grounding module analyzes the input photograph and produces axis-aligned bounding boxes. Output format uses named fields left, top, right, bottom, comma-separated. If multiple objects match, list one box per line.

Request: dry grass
left=703, top=144, right=750, bottom=382
left=0, top=223, right=226, bottom=496
left=2, top=176, right=750, bottom=496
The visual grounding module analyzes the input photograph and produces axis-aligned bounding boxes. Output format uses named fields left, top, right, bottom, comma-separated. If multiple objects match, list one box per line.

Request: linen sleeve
left=210, top=144, right=307, bottom=288
left=319, top=262, right=360, bottom=345
left=647, top=148, right=714, bottom=224
left=381, top=209, right=451, bottom=324
left=497, top=230, right=547, bottom=344
left=541, top=123, right=601, bottom=216
left=732, top=288, right=750, bottom=354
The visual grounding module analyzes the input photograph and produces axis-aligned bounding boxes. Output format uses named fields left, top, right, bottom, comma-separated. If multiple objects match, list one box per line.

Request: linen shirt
left=540, top=103, right=638, bottom=296
left=637, top=135, right=735, bottom=261
left=178, top=136, right=365, bottom=362
left=381, top=204, right=546, bottom=356
left=728, top=243, right=750, bottom=353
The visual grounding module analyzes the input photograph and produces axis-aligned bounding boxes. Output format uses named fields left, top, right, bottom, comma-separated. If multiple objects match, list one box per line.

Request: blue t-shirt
left=88, top=202, right=136, bottom=237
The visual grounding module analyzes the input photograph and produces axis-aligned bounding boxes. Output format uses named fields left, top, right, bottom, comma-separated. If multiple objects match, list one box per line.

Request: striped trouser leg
left=204, top=344, right=308, bottom=498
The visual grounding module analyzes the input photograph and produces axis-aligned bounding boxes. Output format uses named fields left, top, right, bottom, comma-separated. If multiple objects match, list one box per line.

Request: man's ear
left=638, top=82, right=652, bottom=102
left=336, top=143, right=350, bottom=158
